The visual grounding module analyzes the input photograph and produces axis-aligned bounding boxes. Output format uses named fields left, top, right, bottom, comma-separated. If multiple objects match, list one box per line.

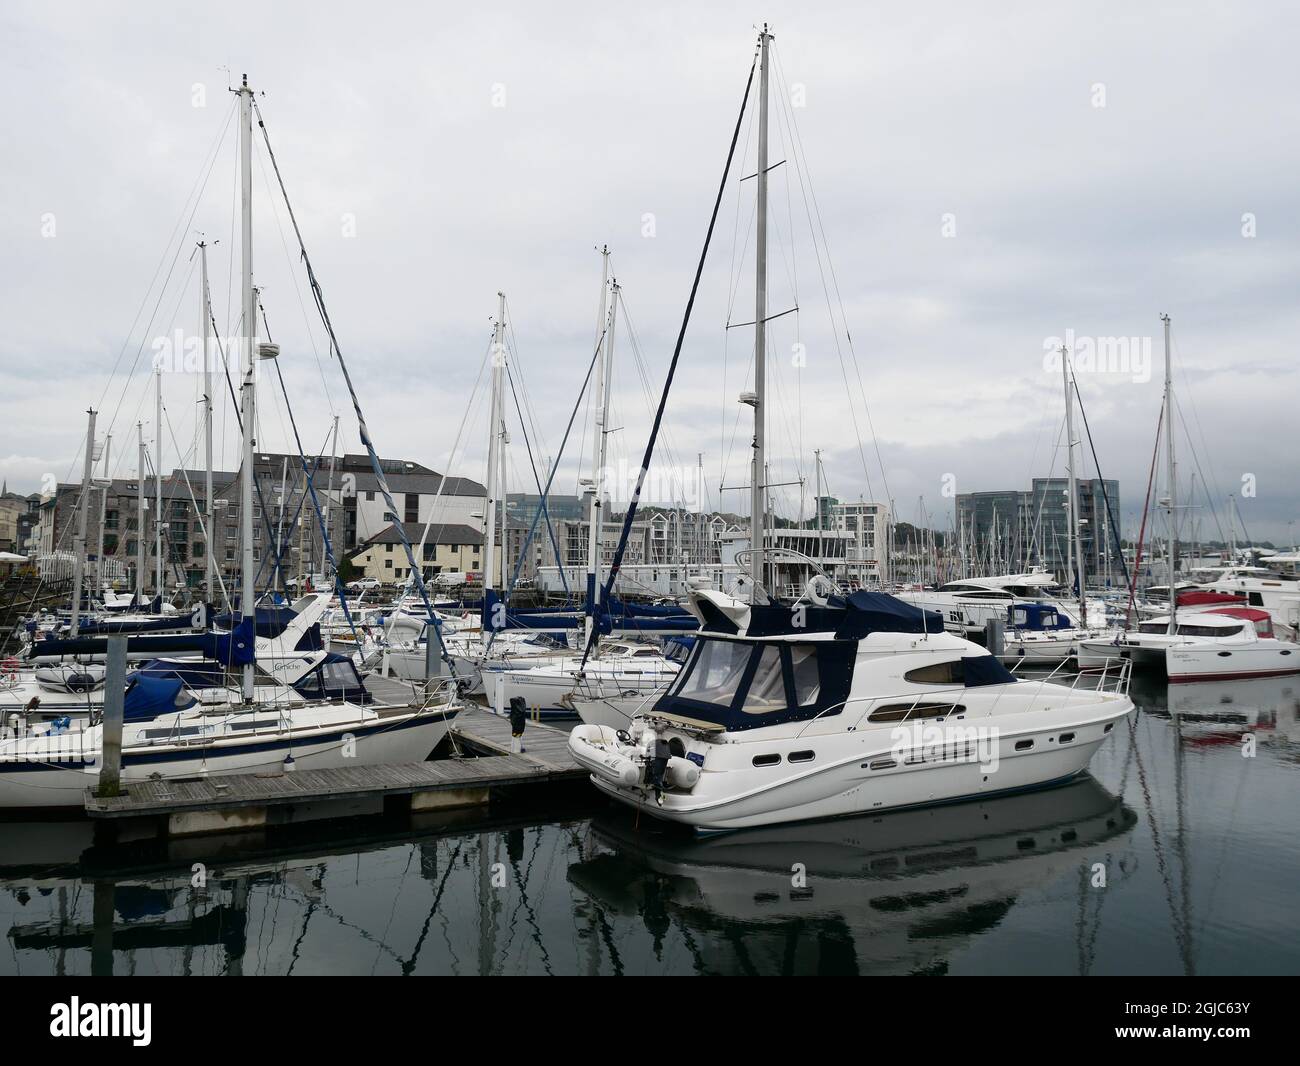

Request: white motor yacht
left=569, top=591, right=1133, bottom=832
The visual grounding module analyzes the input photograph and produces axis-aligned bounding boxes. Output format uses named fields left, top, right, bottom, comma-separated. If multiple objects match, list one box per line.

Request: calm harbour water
left=2, top=673, right=1298, bottom=976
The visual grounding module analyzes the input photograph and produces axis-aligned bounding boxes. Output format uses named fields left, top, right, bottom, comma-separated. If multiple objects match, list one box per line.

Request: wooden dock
left=83, top=703, right=587, bottom=837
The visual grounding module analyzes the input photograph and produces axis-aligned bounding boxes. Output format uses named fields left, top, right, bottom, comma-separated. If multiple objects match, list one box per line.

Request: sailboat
left=1003, top=345, right=1120, bottom=663
left=569, top=27, right=1134, bottom=831
left=1078, top=317, right=1300, bottom=681
left=0, top=75, right=459, bottom=809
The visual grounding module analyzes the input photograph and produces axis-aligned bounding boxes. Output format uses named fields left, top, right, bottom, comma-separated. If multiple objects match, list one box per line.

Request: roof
left=322, top=470, right=486, bottom=497
left=353, top=521, right=484, bottom=554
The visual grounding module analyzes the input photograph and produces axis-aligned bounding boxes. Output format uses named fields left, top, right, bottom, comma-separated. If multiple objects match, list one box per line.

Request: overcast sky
left=3, top=1, right=1298, bottom=545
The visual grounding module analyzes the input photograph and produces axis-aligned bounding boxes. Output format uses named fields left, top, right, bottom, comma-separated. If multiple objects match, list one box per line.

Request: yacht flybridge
left=569, top=590, right=1133, bottom=831
left=898, top=571, right=1109, bottom=635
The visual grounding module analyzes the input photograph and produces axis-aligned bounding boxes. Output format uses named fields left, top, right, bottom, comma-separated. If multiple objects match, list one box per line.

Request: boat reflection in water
left=569, top=776, right=1136, bottom=975
left=1132, top=672, right=1300, bottom=753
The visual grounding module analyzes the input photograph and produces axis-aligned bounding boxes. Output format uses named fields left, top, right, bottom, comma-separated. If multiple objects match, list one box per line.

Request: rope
left=250, top=98, right=455, bottom=677
left=581, top=49, right=758, bottom=667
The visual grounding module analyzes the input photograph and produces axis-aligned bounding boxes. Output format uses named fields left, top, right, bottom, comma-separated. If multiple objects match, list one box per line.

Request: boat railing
left=797, top=655, right=1132, bottom=738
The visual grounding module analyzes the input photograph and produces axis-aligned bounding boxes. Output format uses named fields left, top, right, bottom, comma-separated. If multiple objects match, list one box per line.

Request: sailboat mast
left=237, top=74, right=257, bottom=699
left=136, top=423, right=145, bottom=605
left=482, top=292, right=505, bottom=610
left=749, top=24, right=771, bottom=601
left=1061, top=343, right=1085, bottom=623
left=584, top=251, right=615, bottom=655
left=1162, top=313, right=1177, bottom=631
left=199, top=238, right=215, bottom=603
left=154, top=366, right=164, bottom=599
left=95, top=434, right=110, bottom=595
left=70, top=407, right=96, bottom=637
left=324, top=414, right=339, bottom=583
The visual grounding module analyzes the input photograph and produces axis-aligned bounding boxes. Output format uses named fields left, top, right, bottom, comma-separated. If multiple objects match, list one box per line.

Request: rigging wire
left=581, top=46, right=759, bottom=666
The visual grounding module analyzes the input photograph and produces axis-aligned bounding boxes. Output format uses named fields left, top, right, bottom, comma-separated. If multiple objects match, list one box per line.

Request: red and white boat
left=1081, top=606, right=1300, bottom=682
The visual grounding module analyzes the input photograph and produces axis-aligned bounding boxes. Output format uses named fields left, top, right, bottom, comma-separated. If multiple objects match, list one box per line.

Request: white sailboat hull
left=1165, top=643, right=1300, bottom=683
left=0, top=710, right=454, bottom=810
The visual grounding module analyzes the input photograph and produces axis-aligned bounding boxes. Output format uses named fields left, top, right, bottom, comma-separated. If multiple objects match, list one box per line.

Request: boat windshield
left=656, top=636, right=855, bottom=731
left=673, top=639, right=752, bottom=707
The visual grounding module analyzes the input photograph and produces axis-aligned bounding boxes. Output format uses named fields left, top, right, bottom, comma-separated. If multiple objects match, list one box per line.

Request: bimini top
left=709, top=589, right=944, bottom=639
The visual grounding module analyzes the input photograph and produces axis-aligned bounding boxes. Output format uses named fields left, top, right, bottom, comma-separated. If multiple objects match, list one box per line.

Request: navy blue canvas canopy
left=1007, top=602, right=1071, bottom=632
left=122, top=675, right=193, bottom=722
left=700, top=591, right=942, bottom=638
left=833, top=591, right=944, bottom=638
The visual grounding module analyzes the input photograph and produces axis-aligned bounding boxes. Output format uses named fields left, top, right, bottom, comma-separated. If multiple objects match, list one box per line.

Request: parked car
left=347, top=577, right=381, bottom=591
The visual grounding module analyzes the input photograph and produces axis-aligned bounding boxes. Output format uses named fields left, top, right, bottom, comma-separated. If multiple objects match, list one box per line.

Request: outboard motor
left=646, top=737, right=672, bottom=805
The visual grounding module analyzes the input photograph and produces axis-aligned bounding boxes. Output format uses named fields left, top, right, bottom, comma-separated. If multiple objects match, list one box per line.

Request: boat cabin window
left=1175, top=622, right=1243, bottom=637
left=742, top=646, right=787, bottom=714
left=1138, top=621, right=1169, bottom=634
left=903, top=656, right=1017, bottom=687
left=868, top=701, right=965, bottom=723
left=789, top=646, right=820, bottom=705
left=904, top=660, right=966, bottom=685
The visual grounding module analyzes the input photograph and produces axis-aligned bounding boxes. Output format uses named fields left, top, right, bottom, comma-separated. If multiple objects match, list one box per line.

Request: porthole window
left=1058, top=732, right=1075, bottom=744
left=788, top=750, right=815, bottom=763
left=752, top=753, right=781, bottom=767
left=1015, top=739, right=1034, bottom=751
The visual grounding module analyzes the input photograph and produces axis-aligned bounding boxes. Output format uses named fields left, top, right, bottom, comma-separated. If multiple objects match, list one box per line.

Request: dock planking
left=82, top=701, right=587, bottom=825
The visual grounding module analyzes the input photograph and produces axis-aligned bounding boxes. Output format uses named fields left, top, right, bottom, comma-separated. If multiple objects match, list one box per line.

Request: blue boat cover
left=833, top=591, right=944, bottom=638
left=123, top=674, right=194, bottom=721
left=1007, top=602, right=1072, bottom=632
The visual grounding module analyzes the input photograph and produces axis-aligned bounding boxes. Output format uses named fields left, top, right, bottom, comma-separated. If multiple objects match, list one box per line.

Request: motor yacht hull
left=573, top=699, right=1132, bottom=832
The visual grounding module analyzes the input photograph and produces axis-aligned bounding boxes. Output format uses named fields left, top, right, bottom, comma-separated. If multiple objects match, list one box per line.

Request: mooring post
left=985, top=617, right=1005, bottom=657
left=509, top=696, right=526, bottom=753
left=424, top=625, right=443, bottom=696
left=96, top=634, right=127, bottom=797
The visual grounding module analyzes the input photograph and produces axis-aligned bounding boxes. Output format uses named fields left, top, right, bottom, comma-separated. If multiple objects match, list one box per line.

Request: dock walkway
left=83, top=701, right=586, bottom=835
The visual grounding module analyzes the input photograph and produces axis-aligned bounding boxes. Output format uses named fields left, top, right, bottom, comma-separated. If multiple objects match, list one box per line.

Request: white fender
left=664, top=756, right=700, bottom=789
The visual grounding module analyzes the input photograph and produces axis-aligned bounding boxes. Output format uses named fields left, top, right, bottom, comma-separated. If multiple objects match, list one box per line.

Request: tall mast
left=324, top=414, right=339, bottom=582
left=1162, top=313, right=1177, bottom=632
left=1061, top=343, right=1085, bottom=623
left=70, top=408, right=96, bottom=637
left=482, top=292, right=505, bottom=612
left=154, top=366, right=164, bottom=599
left=584, top=250, right=614, bottom=654
left=238, top=73, right=257, bottom=699
left=749, top=24, right=771, bottom=601
left=136, top=423, right=146, bottom=605
left=199, top=238, right=215, bottom=603
left=95, top=433, right=111, bottom=594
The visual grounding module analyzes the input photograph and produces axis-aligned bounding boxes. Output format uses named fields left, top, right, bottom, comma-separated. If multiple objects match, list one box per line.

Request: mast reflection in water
left=2, top=676, right=1298, bottom=975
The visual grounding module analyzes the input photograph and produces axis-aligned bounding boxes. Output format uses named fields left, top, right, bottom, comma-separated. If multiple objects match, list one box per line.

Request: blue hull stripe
left=0, top=709, right=455, bottom=773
